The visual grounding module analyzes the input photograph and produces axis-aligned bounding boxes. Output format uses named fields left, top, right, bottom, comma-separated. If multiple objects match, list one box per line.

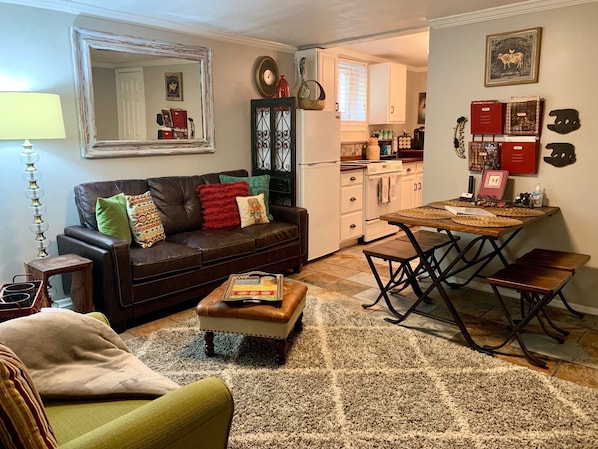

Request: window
left=337, top=59, right=367, bottom=122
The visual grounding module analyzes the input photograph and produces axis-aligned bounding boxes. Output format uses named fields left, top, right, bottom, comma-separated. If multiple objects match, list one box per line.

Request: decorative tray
left=451, top=216, right=523, bottom=228
left=395, top=207, right=453, bottom=220
left=222, top=271, right=283, bottom=304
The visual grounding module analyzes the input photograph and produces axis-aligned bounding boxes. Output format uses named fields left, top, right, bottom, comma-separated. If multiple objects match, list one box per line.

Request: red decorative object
left=275, top=75, right=290, bottom=98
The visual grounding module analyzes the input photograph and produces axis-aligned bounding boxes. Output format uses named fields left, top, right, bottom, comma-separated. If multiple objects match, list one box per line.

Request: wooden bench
left=396, top=229, right=460, bottom=275
left=515, top=248, right=590, bottom=318
left=485, top=264, right=573, bottom=368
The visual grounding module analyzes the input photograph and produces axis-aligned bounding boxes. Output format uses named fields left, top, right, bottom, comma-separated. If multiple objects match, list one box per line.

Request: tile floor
left=124, top=236, right=598, bottom=390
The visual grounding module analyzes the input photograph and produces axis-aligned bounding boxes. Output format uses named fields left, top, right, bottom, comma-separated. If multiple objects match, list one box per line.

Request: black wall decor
left=547, top=108, right=580, bottom=134
left=545, top=107, right=580, bottom=167
left=544, top=143, right=576, bottom=167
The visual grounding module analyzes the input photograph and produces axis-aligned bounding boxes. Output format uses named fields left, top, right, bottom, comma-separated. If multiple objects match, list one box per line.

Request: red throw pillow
left=197, top=181, right=249, bottom=229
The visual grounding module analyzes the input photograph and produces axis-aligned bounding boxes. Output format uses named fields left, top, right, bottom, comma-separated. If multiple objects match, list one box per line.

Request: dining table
left=379, top=200, right=561, bottom=355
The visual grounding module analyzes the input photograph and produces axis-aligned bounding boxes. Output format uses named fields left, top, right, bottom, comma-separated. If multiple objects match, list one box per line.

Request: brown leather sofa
left=57, top=169, right=308, bottom=332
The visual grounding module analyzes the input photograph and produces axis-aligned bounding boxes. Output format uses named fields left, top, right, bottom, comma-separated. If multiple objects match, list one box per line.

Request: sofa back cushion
left=74, top=180, right=149, bottom=231
left=147, top=176, right=204, bottom=235
left=147, top=170, right=249, bottom=234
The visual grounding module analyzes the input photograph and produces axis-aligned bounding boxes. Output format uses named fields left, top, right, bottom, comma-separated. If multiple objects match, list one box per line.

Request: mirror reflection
left=73, top=28, right=214, bottom=158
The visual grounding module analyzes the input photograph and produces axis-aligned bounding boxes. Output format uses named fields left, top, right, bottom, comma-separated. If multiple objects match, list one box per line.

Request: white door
left=297, top=162, right=340, bottom=261
left=115, top=67, right=147, bottom=140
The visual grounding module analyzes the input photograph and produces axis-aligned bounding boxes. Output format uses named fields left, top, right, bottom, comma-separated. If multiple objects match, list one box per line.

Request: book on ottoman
left=222, top=272, right=283, bottom=304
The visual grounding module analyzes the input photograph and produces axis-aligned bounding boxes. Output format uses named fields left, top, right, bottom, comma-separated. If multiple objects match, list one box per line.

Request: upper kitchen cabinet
left=368, top=62, right=407, bottom=124
left=295, top=48, right=338, bottom=112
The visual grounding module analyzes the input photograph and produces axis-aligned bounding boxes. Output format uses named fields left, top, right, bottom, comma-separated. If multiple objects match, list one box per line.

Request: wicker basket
left=297, top=80, right=326, bottom=110
left=0, top=276, right=43, bottom=322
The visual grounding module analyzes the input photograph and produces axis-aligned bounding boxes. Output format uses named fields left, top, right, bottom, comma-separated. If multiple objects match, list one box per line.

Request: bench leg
left=294, top=313, right=304, bottom=332
left=204, top=331, right=215, bottom=357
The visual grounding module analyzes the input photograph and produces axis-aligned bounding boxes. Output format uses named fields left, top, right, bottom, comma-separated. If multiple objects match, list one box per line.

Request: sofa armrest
left=270, top=205, right=308, bottom=265
left=58, top=377, right=234, bottom=449
left=57, top=226, right=134, bottom=329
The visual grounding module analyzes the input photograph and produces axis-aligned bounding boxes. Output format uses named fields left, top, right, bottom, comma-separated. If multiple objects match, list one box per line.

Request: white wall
left=425, top=2, right=598, bottom=311
left=0, top=4, right=294, bottom=284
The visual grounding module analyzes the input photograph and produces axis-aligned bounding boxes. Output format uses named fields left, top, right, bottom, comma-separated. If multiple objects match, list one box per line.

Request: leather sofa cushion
left=130, top=241, right=202, bottom=281
left=238, top=222, right=299, bottom=250
left=168, top=230, right=255, bottom=264
left=74, top=180, right=149, bottom=231
left=147, top=176, right=204, bottom=235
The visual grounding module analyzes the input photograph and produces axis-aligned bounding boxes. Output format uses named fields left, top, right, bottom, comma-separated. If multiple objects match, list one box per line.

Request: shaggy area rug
left=127, top=295, right=598, bottom=449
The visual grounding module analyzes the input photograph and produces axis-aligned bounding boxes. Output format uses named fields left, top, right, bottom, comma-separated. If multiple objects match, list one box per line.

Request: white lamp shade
left=0, top=92, right=66, bottom=140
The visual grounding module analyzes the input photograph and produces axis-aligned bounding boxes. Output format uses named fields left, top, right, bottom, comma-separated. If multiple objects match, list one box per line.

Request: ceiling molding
left=429, top=0, right=598, bottom=29
left=1, top=0, right=297, bottom=52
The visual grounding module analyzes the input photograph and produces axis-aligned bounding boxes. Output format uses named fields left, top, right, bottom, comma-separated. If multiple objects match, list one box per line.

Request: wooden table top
left=381, top=205, right=560, bottom=238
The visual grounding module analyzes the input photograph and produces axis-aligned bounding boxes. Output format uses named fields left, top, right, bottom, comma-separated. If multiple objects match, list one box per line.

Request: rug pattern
left=127, top=296, right=598, bottom=449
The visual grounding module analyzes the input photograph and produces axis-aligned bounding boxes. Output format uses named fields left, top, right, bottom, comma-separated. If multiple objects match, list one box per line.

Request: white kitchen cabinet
left=368, top=62, right=407, bottom=124
left=399, top=162, right=423, bottom=209
left=340, top=169, right=364, bottom=242
left=295, top=48, right=338, bottom=112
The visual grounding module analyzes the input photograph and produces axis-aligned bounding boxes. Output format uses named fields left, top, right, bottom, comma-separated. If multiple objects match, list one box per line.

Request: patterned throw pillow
left=0, top=344, right=58, bottom=449
left=125, top=191, right=166, bottom=248
left=197, top=181, right=249, bottom=230
left=236, top=193, right=270, bottom=228
left=96, top=192, right=132, bottom=244
left=219, top=174, right=273, bottom=220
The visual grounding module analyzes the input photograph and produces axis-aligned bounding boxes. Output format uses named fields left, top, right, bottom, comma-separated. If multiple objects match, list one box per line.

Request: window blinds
left=337, top=59, right=367, bottom=122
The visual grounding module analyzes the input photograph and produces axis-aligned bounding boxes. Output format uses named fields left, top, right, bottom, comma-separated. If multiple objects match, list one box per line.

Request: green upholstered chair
left=0, top=312, right=234, bottom=449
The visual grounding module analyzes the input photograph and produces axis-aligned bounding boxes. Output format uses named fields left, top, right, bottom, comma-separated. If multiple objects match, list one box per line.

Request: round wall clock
left=255, top=56, right=279, bottom=98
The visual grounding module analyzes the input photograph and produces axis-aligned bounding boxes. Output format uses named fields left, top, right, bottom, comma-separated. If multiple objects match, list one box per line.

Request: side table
left=24, top=254, right=94, bottom=313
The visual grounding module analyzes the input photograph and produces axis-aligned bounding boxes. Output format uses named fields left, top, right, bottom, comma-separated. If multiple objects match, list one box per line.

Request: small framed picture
left=479, top=169, right=509, bottom=199
left=161, top=109, right=173, bottom=127
left=165, top=72, right=183, bottom=101
left=484, top=27, right=542, bottom=87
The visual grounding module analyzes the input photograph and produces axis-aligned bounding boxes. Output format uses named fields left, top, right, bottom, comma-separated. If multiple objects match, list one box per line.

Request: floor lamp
left=0, top=92, right=66, bottom=258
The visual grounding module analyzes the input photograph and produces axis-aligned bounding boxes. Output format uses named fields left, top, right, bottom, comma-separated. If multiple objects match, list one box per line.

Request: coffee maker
left=412, top=127, right=425, bottom=150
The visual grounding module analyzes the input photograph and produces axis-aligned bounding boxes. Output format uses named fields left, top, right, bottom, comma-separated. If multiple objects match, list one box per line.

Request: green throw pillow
left=96, top=193, right=133, bottom=244
left=219, top=174, right=273, bottom=220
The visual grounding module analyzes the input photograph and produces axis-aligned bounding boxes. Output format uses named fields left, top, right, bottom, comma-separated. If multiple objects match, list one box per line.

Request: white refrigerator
left=296, top=110, right=341, bottom=261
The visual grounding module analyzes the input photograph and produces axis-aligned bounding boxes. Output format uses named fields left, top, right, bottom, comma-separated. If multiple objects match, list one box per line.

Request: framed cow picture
left=484, top=27, right=542, bottom=87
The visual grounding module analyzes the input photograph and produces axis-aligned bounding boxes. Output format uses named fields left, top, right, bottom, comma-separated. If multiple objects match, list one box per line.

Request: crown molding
left=1, top=0, right=297, bottom=52
left=429, top=0, right=598, bottom=29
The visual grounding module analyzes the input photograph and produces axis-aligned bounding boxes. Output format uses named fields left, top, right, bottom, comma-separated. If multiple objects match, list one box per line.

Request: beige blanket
left=0, top=308, right=179, bottom=399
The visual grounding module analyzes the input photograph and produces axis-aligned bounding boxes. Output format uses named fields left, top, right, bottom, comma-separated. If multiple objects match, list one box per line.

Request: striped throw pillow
left=0, top=344, right=58, bottom=449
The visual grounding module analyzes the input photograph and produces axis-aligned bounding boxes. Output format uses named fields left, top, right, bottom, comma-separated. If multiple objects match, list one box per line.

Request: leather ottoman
left=196, top=279, right=307, bottom=364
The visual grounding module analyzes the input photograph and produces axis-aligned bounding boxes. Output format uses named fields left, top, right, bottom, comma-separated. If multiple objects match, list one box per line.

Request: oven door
left=362, top=171, right=402, bottom=242
left=364, top=172, right=401, bottom=220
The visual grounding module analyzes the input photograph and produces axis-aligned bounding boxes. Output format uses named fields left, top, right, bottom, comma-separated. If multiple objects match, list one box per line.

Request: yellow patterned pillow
left=0, top=344, right=58, bottom=449
left=125, top=191, right=166, bottom=248
left=236, top=193, right=270, bottom=228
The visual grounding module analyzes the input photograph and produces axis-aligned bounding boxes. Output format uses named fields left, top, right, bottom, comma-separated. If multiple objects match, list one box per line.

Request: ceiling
left=4, top=0, right=569, bottom=67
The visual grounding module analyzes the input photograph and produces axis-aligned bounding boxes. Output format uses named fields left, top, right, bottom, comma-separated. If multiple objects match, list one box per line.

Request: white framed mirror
left=72, top=27, right=215, bottom=158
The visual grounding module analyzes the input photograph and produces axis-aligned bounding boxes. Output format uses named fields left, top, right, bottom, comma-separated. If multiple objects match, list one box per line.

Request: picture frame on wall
left=484, top=27, right=542, bottom=87
left=165, top=72, right=183, bottom=101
